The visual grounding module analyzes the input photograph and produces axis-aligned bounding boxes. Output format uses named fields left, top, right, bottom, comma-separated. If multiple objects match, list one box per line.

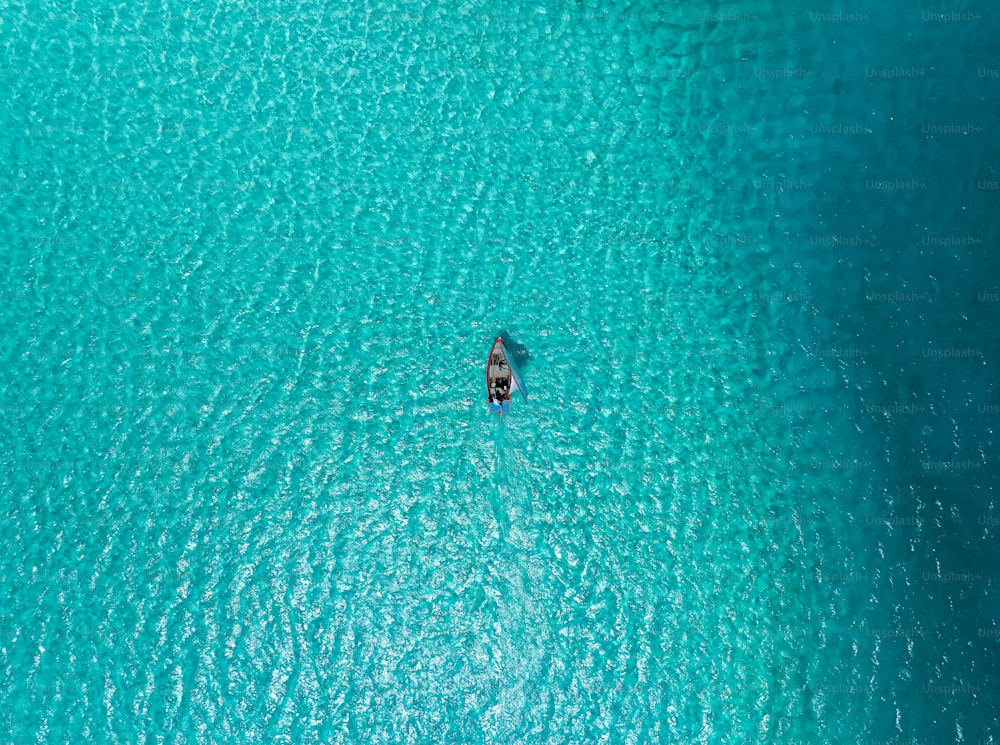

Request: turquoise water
left=2, top=1, right=998, bottom=742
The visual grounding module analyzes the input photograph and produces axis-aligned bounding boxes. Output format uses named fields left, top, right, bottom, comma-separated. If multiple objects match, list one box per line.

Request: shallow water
left=1, top=1, right=998, bottom=742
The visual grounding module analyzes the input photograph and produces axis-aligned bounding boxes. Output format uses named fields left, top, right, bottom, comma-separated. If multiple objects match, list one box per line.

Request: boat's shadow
left=498, top=329, right=531, bottom=369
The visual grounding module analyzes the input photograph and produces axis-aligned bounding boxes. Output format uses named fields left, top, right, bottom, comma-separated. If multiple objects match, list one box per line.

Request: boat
left=485, top=336, right=527, bottom=416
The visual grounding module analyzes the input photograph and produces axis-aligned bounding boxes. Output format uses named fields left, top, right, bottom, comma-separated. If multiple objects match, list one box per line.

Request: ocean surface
left=1, top=0, right=998, bottom=742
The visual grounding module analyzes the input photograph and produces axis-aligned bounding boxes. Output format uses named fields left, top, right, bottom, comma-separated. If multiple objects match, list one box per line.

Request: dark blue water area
left=736, top=3, right=1000, bottom=741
